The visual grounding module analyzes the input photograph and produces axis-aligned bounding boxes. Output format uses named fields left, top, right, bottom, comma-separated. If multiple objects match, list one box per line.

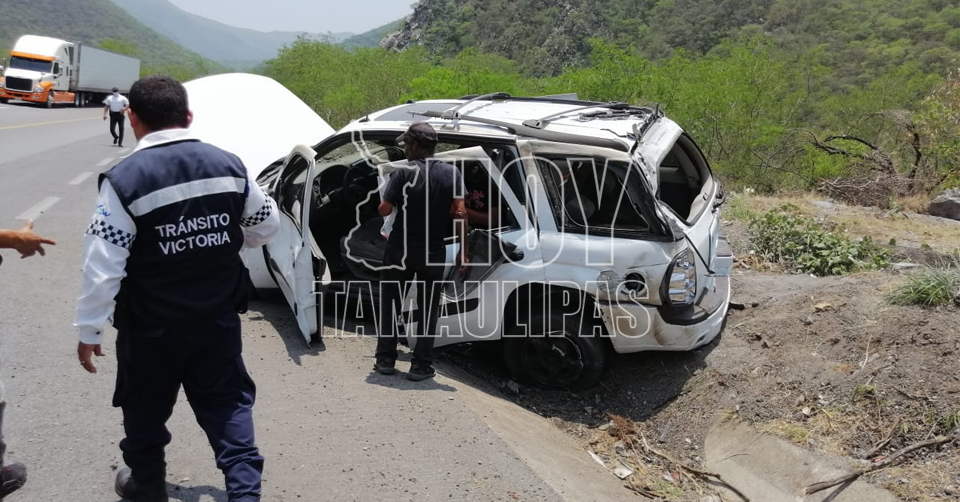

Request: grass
left=887, top=265, right=960, bottom=307
left=728, top=193, right=960, bottom=256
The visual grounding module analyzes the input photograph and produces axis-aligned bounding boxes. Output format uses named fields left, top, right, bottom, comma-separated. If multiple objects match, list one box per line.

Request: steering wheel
left=312, top=164, right=350, bottom=206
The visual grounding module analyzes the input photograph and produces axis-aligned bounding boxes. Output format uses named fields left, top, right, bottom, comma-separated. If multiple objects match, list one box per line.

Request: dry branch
left=864, top=418, right=901, bottom=459
left=805, top=434, right=954, bottom=495
left=639, top=432, right=751, bottom=502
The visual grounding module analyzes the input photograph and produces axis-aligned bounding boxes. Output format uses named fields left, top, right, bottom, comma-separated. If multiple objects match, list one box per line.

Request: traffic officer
left=75, top=75, right=279, bottom=502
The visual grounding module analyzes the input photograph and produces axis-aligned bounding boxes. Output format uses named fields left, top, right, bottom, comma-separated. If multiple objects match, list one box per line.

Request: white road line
left=96, top=157, right=115, bottom=167
left=69, top=172, right=94, bottom=186
left=16, top=196, right=61, bottom=221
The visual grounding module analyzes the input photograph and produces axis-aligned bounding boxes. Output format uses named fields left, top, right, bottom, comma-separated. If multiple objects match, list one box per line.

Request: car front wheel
left=503, top=309, right=609, bottom=391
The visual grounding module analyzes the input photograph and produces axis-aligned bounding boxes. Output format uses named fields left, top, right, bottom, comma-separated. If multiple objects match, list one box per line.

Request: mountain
left=340, top=18, right=406, bottom=49
left=108, top=0, right=354, bottom=68
left=383, top=0, right=960, bottom=79
left=0, top=0, right=221, bottom=75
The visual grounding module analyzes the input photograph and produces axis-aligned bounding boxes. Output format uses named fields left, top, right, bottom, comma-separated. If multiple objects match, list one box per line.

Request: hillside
left=0, top=0, right=222, bottom=77
left=340, top=18, right=406, bottom=49
left=108, top=0, right=349, bottom=68
left=383, top=0, right=960, bottom=79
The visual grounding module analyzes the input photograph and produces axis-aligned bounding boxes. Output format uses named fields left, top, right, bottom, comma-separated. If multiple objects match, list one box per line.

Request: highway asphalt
left=0, top=101, right=591, bottom=501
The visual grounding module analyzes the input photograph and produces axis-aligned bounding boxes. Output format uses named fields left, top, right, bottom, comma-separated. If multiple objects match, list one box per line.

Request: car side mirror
left=508, top=249, right=524, bottom=262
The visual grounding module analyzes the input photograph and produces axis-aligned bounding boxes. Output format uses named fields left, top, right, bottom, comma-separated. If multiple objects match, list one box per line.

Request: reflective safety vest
left=102, top=139, right=250, bottom=329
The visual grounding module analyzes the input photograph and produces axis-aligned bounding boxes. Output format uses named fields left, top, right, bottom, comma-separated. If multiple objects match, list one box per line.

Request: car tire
left=0, top=98, right=8, bottom=104
left=46, top=91, right=54, bottom=108
left=503, top=308, right=610, bottom=391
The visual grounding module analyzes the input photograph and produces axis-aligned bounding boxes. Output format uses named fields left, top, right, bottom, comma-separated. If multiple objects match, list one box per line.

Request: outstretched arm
left=0, top=221, right=56, bottom=258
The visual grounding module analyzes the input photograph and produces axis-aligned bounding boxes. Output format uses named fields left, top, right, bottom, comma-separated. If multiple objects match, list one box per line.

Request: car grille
left=5, top=77, right=33, bottom=92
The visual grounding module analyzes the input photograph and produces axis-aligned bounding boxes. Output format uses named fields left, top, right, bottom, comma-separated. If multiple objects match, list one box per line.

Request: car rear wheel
left=503, top=309, right=609, bottom=391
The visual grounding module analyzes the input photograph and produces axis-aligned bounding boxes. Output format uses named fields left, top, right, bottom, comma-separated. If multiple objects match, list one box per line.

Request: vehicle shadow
left=251, top=290, right=718, bottom=427
left=246, top=298, right=324, bottom=366
left=439, top=334, right=719, bottom=427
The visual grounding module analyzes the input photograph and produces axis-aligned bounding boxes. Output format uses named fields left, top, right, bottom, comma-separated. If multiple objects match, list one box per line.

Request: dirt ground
left=442, top=195, right=960, bottom=501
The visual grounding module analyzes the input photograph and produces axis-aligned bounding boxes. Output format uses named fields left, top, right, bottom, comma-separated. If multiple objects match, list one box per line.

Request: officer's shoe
left=115, top=467, right=168, bottom=502
left=374, top=358, right=396, bottom=375
left=406, top=364, right=436, bottom=382
left=0, top=462, right=27, bottom=498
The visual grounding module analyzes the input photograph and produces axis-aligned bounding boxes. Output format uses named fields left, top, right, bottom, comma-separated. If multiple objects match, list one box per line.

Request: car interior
left=540, top=156, right=650, bottom=232
left=656, top=134, right=713, bottom=221
left=300, top=137, right=524, bottom=287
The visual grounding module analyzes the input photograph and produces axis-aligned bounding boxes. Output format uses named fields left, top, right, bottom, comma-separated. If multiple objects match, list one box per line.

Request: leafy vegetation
left=387, top=0, right=960, bottom=80
left=266, top=32, right=959, bottom=196
left=746, top=205, right=889, bottom=275
left=888, top=265, right=960, bottom=307
left=0, top=0, right=225, bottom=79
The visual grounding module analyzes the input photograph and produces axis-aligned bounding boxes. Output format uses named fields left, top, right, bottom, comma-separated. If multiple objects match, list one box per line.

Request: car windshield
left=10, top=56, right=52, bottom=73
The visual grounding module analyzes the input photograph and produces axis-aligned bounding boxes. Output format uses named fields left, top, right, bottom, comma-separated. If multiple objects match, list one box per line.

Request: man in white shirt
left=103, top=87, right=130, bottom=147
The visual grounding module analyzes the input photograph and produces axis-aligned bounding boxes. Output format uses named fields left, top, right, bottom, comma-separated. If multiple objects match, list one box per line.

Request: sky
left=167, top=0, right=413, bottom=35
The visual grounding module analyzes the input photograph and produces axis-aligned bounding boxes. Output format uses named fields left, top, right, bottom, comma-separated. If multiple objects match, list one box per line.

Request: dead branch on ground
left=864, top=417, right=901, bottom=459
left=639, top=432, right=751, bottom=502
left=805, top=434, right=955, bottom=495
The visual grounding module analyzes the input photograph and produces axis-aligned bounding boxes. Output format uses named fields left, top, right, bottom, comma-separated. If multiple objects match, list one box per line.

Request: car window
left=539, top=156, right=649, bottom=233
left=276, top=155, right=310, bottom=228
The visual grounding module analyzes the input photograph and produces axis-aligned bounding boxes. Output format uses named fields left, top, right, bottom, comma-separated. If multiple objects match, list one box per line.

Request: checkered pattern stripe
left=241, top=201, right=273, bottom=227
left=87, top=218, right=135, bottom=250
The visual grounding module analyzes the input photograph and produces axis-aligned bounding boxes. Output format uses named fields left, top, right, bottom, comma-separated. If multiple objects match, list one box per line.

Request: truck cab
left=0, top=35, right=74, bottom=107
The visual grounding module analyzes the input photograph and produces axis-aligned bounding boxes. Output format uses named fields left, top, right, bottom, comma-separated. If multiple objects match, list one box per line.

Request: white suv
left=187, top=75, right=733, bottom=390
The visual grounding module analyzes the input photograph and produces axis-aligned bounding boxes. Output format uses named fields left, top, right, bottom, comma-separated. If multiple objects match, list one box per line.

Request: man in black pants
left=76, top=76, right=279, bottom=502
left=375, top=122, right=469, bottom=381
left=103, top=87, right=130, bottom=147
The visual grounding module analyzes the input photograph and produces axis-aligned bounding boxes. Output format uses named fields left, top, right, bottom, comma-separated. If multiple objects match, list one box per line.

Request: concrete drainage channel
left=704, top=420, right=900, bottom=502
left=446, top=364, right=903, bottom=502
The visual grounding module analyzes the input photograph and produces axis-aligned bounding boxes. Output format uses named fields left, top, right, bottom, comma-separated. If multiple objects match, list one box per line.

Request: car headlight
left=34, top=85, right=43, bottom=93
left=665, top=248, right=697, bottom=306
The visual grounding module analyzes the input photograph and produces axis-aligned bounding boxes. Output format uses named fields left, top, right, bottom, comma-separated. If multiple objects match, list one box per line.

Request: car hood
left=183, top=73, right=334, bottom=179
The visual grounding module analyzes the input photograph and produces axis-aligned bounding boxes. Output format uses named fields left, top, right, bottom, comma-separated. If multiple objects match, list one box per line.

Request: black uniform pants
left=114, top=313, right=263, bottom=501
left=109, top=111, right=125, bottom=145
left=376, top=245, right=446, bottom=367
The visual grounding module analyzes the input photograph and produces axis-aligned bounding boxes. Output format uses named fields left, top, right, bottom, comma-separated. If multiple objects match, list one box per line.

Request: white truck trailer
left=0, top=35, right=141, bottom=107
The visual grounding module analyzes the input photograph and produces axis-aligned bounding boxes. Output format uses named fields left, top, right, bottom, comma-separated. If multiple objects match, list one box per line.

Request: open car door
left=263, top=144, right=328, bottom=343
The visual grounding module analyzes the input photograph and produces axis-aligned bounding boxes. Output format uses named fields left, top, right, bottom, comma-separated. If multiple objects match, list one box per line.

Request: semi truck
left=0, top=35, right=141, bottom=108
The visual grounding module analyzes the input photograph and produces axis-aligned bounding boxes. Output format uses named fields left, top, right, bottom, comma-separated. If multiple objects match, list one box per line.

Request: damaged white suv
left=186, top=75, right=733, bottom=390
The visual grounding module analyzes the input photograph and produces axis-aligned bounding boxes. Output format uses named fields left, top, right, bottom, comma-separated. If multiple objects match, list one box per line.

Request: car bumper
left=0, top=89, right=45, bottom=102
left=598, top=275, right=730, bottom=353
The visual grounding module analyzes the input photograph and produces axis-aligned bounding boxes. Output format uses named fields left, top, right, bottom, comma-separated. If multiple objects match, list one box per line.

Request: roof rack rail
left=523, top=102, right=635, bottom=129
left=442, top=92, right=512, bottom=119
left=415, top=110, right=630, bottom=152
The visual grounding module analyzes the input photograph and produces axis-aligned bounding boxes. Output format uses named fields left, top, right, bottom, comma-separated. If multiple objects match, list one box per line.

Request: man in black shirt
left=375, top=122, right=468, bottom=381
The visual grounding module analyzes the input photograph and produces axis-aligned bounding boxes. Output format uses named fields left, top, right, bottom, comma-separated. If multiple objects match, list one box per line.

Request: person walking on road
left=374, top=122, right=470, bottom=381
left=103, top=87, right=130, bottom=147
left=75, top=76, right=279, bottom=502
left=0, top=220, right=56, bottom=499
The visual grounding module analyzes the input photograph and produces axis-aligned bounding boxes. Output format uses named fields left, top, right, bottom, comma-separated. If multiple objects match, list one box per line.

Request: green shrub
left=747, top=205, right=890, bottom=275
left=887, top=266, right=960, bottom=307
